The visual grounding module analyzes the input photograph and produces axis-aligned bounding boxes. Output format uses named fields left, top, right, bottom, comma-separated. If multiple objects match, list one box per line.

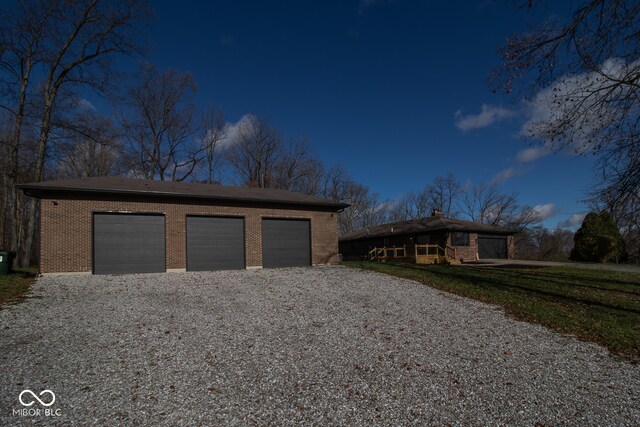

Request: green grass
left=0, top=268, right=37, bottom=307
left=345, top=261, right=640, bottom=362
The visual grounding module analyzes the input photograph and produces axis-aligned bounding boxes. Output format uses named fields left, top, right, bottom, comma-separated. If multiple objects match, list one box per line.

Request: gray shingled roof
left=19, top=176, right=349, bottom=210
left=340, top=215, right=515, bottom=241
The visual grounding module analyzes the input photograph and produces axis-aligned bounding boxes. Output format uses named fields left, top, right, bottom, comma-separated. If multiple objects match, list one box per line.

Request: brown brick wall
left=507, top=235, right=516, bottom=259
left=39, top=192, right=340, bottom=273
left=450, top=232, right=479, bottom=262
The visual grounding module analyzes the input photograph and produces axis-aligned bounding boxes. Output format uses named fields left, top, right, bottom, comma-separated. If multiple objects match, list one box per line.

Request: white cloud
left=482, top=57, right=639, bottom=187
left=488, top=57, right=640, bottom=185
left=494, top=143, right=548, bottom=184
left=516, top=146, right=549, bottom=163
left=454, top=104, right=517, bottom=132
left=557, top=213, right=586, bottom=229
left=488, top=57, right=639, bottom=185
left=77, top=98, right=96, bottom=111
left=200, top=114, right=255, bottom=150
left=521, top=57, right=640, bottom=153
left=221, top=114, right=255, bottom=147
left=491, top=166, right=521, bottom=184
left=531, top=203, right=558, bottom=223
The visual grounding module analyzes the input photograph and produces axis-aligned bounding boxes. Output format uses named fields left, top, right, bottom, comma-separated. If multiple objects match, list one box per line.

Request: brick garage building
left=20, top=177, right=348, bottom=275
left=339, top=211, right=516, bottom=262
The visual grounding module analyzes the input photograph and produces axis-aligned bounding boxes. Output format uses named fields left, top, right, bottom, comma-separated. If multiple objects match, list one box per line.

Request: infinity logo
left=18, top=390, right=55, bottom=407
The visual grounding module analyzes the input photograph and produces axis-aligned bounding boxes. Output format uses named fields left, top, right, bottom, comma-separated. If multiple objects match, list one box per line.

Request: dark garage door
left=478, top=234, right=508, bottom=259
left=262, top=219, right=311, bottom=268
left=93, top=213, right=165, bottom=274
left=187, top=216, right=245, bottom=271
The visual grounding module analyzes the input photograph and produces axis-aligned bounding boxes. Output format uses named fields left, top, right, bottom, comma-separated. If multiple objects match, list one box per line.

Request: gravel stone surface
left=1, top=266, right=639, bottom=426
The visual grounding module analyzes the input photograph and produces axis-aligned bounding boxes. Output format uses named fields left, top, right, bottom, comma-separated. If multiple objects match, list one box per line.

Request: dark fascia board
left=19, top=184, right=350, bottom=211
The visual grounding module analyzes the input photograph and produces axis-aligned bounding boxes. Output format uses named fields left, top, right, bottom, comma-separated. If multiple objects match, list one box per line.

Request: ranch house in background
left=339, top=210, right=515, bottom=264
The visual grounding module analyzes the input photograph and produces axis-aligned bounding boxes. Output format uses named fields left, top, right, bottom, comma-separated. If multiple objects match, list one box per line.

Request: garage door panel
left=187, top=216, right=245, bottom=271
left=262, top=219, right=310, bottom=268
left=478, top=235, right=507, bottom=259
left=93, top=214, right=165, bottom=275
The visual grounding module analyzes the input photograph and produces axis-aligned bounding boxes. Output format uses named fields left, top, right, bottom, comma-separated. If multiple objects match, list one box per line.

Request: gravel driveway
left=1, top=266, right=639, bottom=426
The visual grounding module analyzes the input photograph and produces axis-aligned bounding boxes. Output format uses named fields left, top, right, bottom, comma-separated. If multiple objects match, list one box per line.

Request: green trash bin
left=0, top=251, right=9, bottom=275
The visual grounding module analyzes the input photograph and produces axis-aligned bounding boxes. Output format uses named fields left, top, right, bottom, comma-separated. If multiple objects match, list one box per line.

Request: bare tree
left=272, top=137, right=324, bottom=195
left=516, top=227, right=574, bottom=261
left=388, top=193, right=417, bottom=222
left=226, top=115, right=281, bottom=188
left=120, top=63, right=199, bottom=181
left=427, top=173, right=461, bottom=217
left=388, top=174, right=461, bottom=222
left=320, top=165, right=353, bottom=234
left=320, top=165, right=386, bottom=235
left=320, top=165, right=350, bottom=201
left=494, top=0, right=640, bottom=211
left=335, top=181, right=383, bottom=235
left=54, top=112, right=122, bottom=178
left=506, top=205, right=542, bottom=233
left=388, top=190, right=430, bottom=222
left=0, top=0, right=52, bottom=261
left=460, top=182, right=519, bottom=226
left=199, top=108, right=227, bottom=184
left=0, top=114, right=11, bottom=247
left=1, top=0, right=149, bottom=266
left=615, top=200, right=640, bottom=263
left=0, top=116, right=38, bottom=259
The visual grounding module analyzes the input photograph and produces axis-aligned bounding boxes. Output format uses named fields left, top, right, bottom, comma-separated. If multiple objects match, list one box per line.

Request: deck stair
left=368, top=245, right=407, bottom=262
left=414, top=244, right=459, bottom=265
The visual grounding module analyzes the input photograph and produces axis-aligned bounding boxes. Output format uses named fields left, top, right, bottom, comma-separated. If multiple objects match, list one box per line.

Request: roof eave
left=339, top=226, right=515, bottom=241
left=18, top=184, right=350, bottom=211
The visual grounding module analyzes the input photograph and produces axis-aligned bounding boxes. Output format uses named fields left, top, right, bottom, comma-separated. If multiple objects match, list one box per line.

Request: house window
left=451, top=232, right=469, bottom=246
left=415, top=235, right=429, bottom=244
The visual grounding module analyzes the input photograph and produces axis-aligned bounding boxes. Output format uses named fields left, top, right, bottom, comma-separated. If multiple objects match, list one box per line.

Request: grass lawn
left=345, top=261, right=640, bottom=362
left=0, top=268, right=37, bottom=307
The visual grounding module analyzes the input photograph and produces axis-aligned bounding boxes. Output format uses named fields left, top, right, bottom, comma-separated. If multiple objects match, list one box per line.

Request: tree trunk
left=208, top=151, right=214, bottom=184
left=19, top=99, right=52, bottom=267
left=0, top=173, right=7, bottom=248
left=7, top=69, right=31, bottom=267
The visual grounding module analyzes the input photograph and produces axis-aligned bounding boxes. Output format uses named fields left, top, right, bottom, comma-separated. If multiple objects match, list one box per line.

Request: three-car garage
left=20, top=177, right=347, bottom=274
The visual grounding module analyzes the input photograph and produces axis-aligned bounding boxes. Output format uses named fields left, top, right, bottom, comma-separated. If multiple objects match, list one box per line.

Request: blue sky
left=139, top=0, right=593, bottom=229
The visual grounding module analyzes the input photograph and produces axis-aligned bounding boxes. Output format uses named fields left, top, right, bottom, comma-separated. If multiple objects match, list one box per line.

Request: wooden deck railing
left=368, top=245, right=407, bottom=261
left=415, top=244, right=457, bottom=265
left=367, top=244, right=457, bottom=265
